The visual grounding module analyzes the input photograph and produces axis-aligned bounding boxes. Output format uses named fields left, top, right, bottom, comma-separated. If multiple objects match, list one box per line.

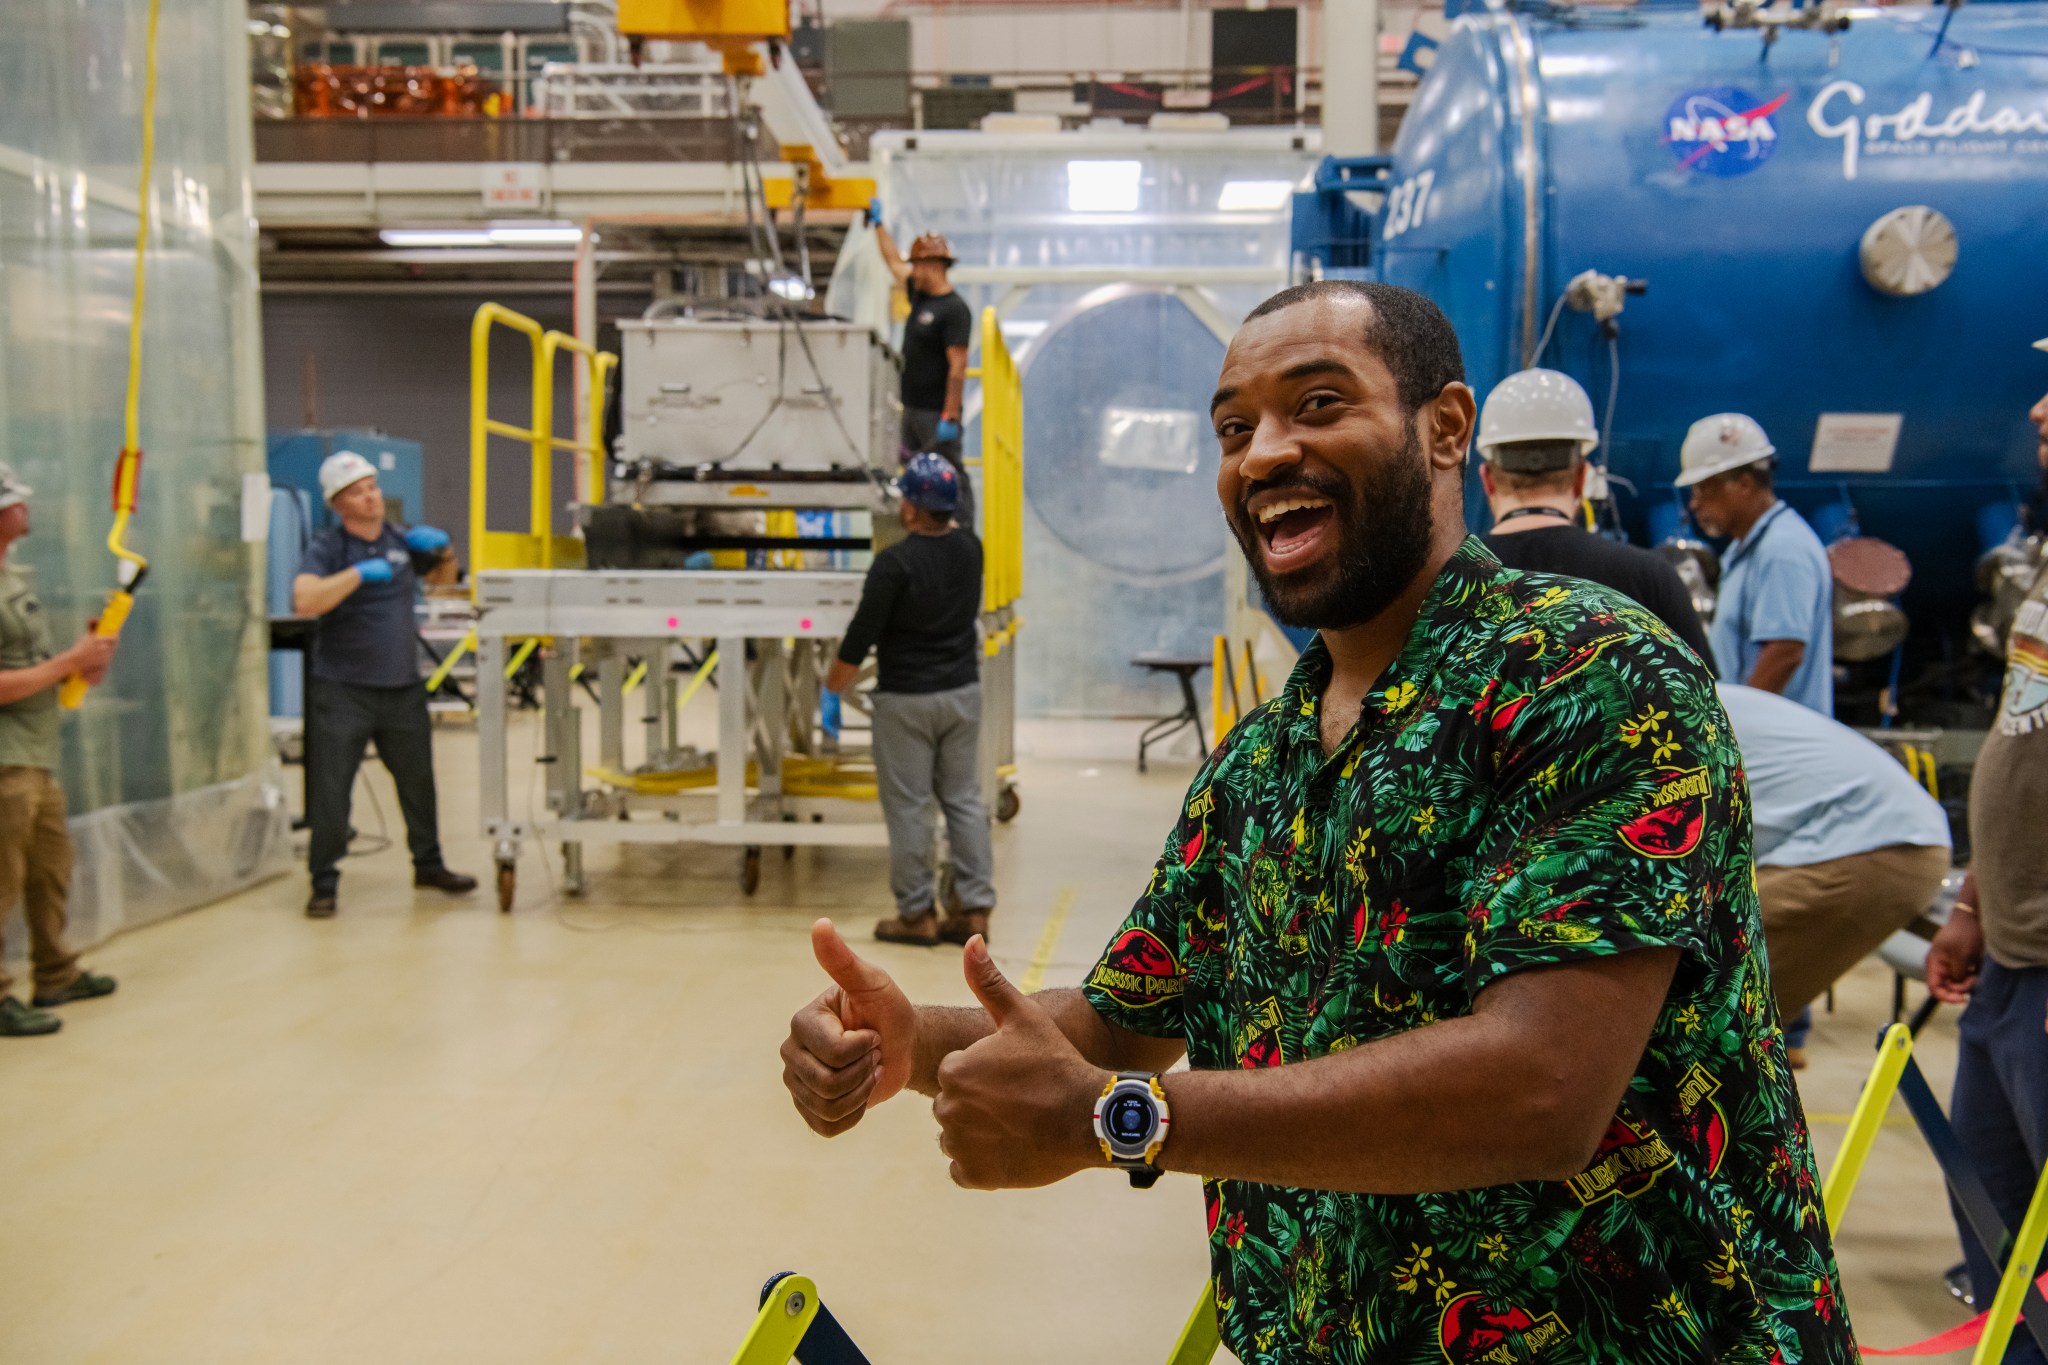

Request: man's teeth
left=1256, top=497, right=1332, bottom=525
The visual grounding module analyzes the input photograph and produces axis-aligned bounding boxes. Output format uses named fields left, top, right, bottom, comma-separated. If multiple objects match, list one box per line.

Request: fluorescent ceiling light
left=767, top=276, right=815, bottom=301
left=486, top=224, right=583, bottom=245
left=376, top=222, right=583, bottom=248
left=1067, top=160, right=1142, bottom=213
left=1217, top=179, right=1296, bottom=212
left=379, top=228, right=494, bottom=247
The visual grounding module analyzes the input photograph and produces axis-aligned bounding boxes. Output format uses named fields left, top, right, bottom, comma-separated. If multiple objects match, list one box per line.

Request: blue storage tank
left=1365, top=0, right=2048, bottom=630
left=266, top=429, right=426, bottom=534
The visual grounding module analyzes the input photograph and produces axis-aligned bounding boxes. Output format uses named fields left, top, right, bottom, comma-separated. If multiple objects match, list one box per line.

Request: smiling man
left=779, top=282, right=1854, bottom=1364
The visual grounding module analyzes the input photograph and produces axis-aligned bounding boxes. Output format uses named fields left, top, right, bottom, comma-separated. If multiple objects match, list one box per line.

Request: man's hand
left=355, top=557, right=395, bottom=585
left=404, top=525, right=451, bottom=556
left=933, top=936, right=1108, bottom=1190
left=1926, top=906, right=1985, bottom=1004
left=935, top=418, right=962, bottom=445
left=65, top=631, right=118, bottom=686
left=782, top=919, right=917, bottom=1137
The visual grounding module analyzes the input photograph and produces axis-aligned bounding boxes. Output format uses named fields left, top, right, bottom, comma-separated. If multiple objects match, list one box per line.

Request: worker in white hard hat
left=1476, top=369, right=1711, bottom=660
left=1677, top=413, right=1834, bottom=714
left=290, top=451, right=475, bottom=918
left=0, top=463, right=119, bottom=1036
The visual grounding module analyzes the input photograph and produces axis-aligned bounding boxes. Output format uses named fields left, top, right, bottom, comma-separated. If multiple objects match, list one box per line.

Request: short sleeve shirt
left=298, top=525, right=421, bottom=688
left=1709, top=503, right=1834, bottom=715
left=1084, top=539, right=1854, bottom=1365
left=900, top=288, right=973, bottom=412
left=0, top=561, right=60, bottom=768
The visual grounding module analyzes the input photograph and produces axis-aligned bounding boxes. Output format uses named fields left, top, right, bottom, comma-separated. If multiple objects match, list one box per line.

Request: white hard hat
left=1675, top=413, right=1775, bottom=488
left=1476, top=368, right=1598, bottom=468
left=318, top=449, right=379, bottom=503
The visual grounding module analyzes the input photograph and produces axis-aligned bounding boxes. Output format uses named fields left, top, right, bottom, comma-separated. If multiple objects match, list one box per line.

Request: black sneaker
left=32, top=970, right=117, bottom=1008
left=0, top=997, right=62, bottom=1036
left=306, top=891, right=338, bottom=919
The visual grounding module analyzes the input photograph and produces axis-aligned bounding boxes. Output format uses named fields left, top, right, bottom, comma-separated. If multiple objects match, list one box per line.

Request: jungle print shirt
left=1084, top=538, right=1854, bottom=1365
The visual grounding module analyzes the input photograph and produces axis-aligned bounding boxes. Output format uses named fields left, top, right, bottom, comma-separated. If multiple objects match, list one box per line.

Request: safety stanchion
left=1822, top=1020, right=2048, bottom=1360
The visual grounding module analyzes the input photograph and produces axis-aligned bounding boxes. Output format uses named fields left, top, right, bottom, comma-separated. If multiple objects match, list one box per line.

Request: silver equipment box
left=616, top=318, right=898, bottom=507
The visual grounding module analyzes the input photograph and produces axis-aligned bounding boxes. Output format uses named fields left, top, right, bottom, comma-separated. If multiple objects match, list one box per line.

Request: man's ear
left=1426, top=383, right=1477, bottom=472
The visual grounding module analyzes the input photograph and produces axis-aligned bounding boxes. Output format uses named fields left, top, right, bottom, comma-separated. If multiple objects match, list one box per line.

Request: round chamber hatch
left=1859, top=206, right=1958, bottom=297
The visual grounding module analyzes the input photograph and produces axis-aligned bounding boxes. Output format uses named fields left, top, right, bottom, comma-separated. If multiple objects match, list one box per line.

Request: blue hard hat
left=897, top=451, right=959, bottom=514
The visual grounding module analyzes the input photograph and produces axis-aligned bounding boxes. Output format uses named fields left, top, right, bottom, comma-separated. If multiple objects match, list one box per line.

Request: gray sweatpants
left=870, top=682, right=996, bottom=918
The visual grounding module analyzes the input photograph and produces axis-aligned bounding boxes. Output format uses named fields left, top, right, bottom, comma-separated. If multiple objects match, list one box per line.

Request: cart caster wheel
left=496, top=864, right=516, bottom=913
left=741, top=846, right=762, bottom=896
left=996, top=787, right=1021, bottom=823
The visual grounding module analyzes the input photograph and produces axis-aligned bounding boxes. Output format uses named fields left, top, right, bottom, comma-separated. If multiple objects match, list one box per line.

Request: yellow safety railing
left=468, top=302, right=617, bottom=595
left=977, top=305, right=1024, bottom=616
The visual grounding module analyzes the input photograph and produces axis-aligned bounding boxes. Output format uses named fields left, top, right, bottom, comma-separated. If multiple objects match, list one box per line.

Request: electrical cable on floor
left=340, top=766, right=393, bottom=860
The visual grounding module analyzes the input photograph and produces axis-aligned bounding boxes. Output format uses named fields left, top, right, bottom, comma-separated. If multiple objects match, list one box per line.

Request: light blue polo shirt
left=1718, top=684, right=1950, bottom=866
left=1710, top=500, right=1834, bottom=715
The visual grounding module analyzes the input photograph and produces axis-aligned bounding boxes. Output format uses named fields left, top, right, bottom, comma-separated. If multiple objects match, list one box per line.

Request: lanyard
left=1494, top=506, right=1575, bottom=527
left=1723, top=502, right=1789, bottom=576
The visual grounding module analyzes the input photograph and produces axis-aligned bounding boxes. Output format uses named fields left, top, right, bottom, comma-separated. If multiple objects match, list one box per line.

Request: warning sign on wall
left=1809, top=412, right=1903, bottom=473
left=481, top=163, right=544, bottom=211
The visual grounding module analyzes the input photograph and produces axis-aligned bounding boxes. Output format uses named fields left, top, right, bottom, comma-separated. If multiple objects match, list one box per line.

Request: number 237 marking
left=1382, top=169, right=1435, bottom=242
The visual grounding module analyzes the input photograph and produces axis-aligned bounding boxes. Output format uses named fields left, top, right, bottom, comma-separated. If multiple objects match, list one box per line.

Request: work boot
left=938, top=911, right=991, bottom=946
left=0, top=997, right=62, bottom=1037
left=414, top=867, right=478, bottom=895
left=873, top=912, right=939, bottom=946
left=306, top=891, right=338, bottom=919
left=32, top=970, right=117, bottom=1008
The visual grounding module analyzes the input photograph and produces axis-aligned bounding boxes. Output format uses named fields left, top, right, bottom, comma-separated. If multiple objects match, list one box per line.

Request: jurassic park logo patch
left=1617, top=766, right=1710, bottom=859
left=1087, top=927, right=1183, bottom=1009
left=1438, top=1292, right=1573, bottom=1365
left=1564, top=1114, right=1678, bottom=1206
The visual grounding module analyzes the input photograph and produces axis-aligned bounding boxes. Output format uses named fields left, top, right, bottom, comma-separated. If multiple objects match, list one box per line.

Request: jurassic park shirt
left=1084, top=539, right=1855, bottom=1365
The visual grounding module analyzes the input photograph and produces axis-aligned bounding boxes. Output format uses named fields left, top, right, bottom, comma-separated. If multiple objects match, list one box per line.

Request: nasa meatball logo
left=1664, top=86, right=1789, bottom=176
left=1087, top=927, right=1183, bottom=1009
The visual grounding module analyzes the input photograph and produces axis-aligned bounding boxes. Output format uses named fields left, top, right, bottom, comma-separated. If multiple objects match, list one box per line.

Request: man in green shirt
left=778, top=282, right=1852, bottom=1363
left=0, top=462, right=120, bottom=1037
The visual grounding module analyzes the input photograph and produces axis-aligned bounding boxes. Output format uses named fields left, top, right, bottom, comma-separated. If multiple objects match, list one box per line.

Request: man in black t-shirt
left=292, top=451, right=477, bottom=918
left=825, top=453, right=994, bottom=948
left=1476, top=368, right=1712, bottom=660
left=872, top=210, right=976, bottom=529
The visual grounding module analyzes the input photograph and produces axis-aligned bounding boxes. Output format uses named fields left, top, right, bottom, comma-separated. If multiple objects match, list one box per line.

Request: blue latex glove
left=935, top=418, right=962, bottom=444
left=404, top=525, right=450, bottom=555
left=354, top=556, right=395, bottom=584
left=867, top=196, right=883, bottom=226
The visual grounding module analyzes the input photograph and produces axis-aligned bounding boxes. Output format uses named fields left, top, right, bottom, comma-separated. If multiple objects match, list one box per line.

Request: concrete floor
left=0, top=715, right=1976, bottom=1363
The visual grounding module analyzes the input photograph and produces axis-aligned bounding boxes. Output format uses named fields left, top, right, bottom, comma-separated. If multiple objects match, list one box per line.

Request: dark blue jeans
left=1952, top=958, right=2048, bottom=1365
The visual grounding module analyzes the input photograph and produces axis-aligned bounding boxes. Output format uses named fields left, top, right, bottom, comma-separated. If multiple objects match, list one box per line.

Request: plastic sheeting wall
left=874, top=128, right=1318, bottom=716
left=0, top=0, right=286, bottom=954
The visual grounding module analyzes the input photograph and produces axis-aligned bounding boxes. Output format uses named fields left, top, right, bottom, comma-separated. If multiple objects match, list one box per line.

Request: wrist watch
left=1093, top=1072, right=1170, bottom=1188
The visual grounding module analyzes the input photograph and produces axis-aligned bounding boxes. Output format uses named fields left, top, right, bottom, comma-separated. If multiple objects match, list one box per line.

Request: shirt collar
left=1725, top=499, right=1788, bottom=559
left=1281, top=535, right=1503, bottom=749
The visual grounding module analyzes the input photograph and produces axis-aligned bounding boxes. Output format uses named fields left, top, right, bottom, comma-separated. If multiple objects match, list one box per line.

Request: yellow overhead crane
left=616, top=0, right=875, bottom=211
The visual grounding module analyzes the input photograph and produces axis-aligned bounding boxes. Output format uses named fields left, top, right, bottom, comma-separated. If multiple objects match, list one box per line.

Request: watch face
left=1104, top=1090, right=1156, bottom=1151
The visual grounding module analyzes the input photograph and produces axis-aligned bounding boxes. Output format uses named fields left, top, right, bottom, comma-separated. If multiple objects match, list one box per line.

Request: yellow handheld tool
left=65, top=0, right=160, bottom=708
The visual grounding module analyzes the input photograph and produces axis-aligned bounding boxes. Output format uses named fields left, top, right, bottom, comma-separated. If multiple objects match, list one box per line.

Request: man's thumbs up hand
left=781, top=919, right=916, bottom=1137
left=934, top=937, right=1109, bottom=1190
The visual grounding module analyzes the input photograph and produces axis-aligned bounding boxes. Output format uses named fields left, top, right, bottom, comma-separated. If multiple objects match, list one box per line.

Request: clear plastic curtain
left=0, top=0, right=285, bottom=953
left=875, top=130, right=1316, bottom=716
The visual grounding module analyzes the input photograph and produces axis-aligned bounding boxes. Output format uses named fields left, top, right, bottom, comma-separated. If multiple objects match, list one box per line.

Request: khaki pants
left=1758, top=842, right=1951, bottom=1022
left=0, top=765, right=79, bottom=998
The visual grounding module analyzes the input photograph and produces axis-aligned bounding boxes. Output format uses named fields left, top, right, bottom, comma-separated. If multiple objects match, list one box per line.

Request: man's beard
left=1229, top=418, right=1437, bottom=632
